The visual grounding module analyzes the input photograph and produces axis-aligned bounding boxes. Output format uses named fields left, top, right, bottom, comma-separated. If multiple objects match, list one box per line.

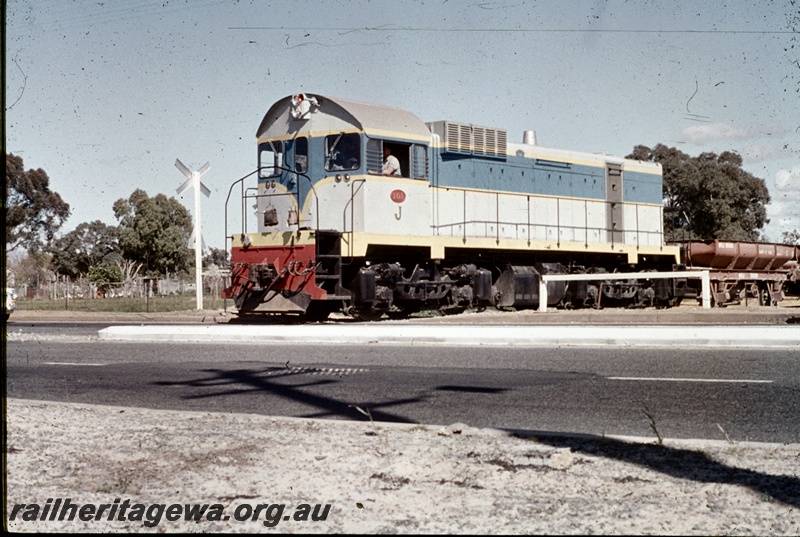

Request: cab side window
left=366, top=139, right=383, bottom=174
left=294, top=137, right=308, bottom=174
left=367, top=139, right=426, bottom=179
left=412, top=144, right=428, bottom=180
left=325, top=133, right=360, bottom=171
left=259, top=141, right=283, bottom=178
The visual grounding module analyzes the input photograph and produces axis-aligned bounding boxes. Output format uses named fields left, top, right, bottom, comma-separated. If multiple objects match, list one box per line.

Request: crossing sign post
left=175, top=159, right=211, bottom=310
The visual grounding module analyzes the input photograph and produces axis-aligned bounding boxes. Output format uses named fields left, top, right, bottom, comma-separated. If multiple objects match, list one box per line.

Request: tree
left=49, top=220, right=119, bottom=278
left=113, top=189, right=193, bottom=276
left=8, top=250, right=54, bottom=294
left=627, top=145, right=770, bottom=241
left=117, top=259, right=142, bottom=297
left=6, top=153, right=71, bottom=252
left=782, top=229, right=800, bottom=245
left=87, top=263, right=123, bottom=297
left=203, top=247, right=229, bottom=269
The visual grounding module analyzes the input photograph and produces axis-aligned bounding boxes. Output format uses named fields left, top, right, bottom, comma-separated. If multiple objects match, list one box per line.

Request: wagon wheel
left=757, top=284, right=775, bottom=307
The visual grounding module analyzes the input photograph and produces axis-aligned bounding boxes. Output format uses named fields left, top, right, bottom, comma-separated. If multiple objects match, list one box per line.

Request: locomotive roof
left=257, top=94, right=431, bottom=141
left=256, top=94, right=662, bottom=173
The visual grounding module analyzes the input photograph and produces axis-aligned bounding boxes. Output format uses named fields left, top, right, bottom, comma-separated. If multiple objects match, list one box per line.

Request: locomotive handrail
left=223, top=168, right=262, bottom=252
left=342, top=179, right=366, bottom=259
left=294, top=169, right=320, bottom=232
left=537, top=270, right=712, bottom=312
left=436, top=185, right=661, bottom=249
left=268, top=166, right=319, bottom=232
left=243, top=187, right=260, bottom=232
left=432, top=219, right=662, bottom=247
left=224, top=166, right=319, bottom=247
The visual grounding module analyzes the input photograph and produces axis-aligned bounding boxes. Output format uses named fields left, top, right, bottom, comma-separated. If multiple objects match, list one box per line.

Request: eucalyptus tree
left=627, top=144, right=770, bottom=241
left=113, top=189, right=193, bottom=276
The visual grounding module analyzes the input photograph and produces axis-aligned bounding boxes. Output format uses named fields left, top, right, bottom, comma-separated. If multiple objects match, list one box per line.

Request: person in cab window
left=382, top=146, right=401, bottom=176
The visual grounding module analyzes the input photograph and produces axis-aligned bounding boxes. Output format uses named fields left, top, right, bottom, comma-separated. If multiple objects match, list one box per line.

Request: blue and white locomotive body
left=428, top=122, right=665, bottom=251
left=223, top=93, right=680, bottom=319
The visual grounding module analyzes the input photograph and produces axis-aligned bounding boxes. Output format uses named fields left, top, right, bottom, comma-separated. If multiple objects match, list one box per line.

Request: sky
left=6, top=0, right=800, bottom=252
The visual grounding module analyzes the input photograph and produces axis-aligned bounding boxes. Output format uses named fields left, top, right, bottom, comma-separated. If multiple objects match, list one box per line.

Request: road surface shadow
left=154, top=366, right=423, bottom=423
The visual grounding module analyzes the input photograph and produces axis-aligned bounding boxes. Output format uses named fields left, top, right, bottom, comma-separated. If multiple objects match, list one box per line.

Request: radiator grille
left=428, top=121, right=507, bottom=159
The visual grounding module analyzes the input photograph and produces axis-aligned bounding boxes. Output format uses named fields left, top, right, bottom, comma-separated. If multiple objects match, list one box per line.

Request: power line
left=229, top=26, right=796, bottom=35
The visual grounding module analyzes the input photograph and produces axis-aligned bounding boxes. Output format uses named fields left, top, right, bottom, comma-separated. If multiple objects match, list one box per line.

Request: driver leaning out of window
left=382, top=146, right=401, bottom=176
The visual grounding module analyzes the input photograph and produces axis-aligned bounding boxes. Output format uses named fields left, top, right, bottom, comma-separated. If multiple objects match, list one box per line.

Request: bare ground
left=5, top=398, right=800, bottom=534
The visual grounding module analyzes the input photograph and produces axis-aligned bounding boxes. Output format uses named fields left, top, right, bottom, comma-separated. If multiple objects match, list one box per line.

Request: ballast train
left=219, top=93, right=782, bottom=320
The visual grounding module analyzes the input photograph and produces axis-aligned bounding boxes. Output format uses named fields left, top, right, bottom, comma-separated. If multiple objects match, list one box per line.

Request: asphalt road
left=6, top=328, right=799, bottom=443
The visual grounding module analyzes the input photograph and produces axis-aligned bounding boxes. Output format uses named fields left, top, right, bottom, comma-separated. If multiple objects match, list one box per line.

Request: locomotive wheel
left=386, top=306, right=422, bottom=320
left=354, top=308, right=385, bottom=322
left=304, top=302, right=336, bottom=322
left=438, top=305, right=466, bottom=316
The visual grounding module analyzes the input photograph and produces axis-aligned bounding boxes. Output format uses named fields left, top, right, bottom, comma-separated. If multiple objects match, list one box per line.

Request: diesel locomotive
left=220, top=93, right=790, bottom=320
